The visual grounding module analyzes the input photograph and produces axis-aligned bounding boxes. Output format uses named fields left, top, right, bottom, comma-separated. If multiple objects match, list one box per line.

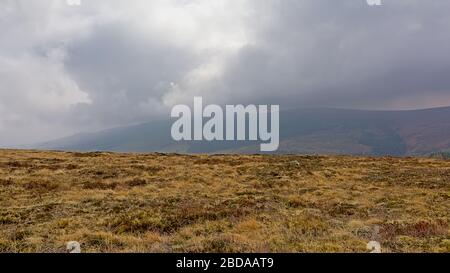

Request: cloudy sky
left=1, top=0, right=450, bottom=146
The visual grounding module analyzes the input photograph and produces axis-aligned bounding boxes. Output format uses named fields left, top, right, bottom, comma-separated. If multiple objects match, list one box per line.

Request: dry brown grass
left=0, top=149, right=449, bottom=253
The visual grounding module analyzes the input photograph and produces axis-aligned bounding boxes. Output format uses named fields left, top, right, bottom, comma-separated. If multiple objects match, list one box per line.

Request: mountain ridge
left=35, top=106, right=450, bottom=156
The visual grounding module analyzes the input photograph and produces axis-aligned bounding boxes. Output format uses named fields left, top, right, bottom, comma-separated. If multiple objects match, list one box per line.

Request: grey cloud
left=218, top=0, right=450, bottom=108
left=64, top=22, right=202, bottom=127
left=1, top=0, right=450, bottom=146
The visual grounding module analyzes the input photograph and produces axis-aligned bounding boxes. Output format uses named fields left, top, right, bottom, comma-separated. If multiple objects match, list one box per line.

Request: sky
left=1, top=0, right=450, bottom=146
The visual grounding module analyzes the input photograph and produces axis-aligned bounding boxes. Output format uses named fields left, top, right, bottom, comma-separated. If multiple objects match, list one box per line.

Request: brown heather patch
left=0, top=149, right=449, bottom=252
left=381, top=219, right=448, bottom=239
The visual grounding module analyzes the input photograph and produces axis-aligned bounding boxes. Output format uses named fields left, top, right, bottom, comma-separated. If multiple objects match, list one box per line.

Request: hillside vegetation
left=0, top=149, right=449, bottom=253
left=37, top=107, right=450, bottom=156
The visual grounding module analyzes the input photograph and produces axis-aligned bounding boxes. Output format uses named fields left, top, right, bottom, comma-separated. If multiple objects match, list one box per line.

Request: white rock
left=67, top=241, right=81, bottom=253
left=289, top=160, right=300, bottom=166
left=366, top=241, right=381, bottom=253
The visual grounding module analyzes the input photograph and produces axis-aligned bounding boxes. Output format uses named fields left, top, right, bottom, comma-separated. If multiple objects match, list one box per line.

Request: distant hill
left=36, top=107, right=450, bottom=156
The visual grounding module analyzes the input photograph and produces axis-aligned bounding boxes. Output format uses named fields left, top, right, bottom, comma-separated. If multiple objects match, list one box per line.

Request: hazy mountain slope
left=36, top=107, right=450, bottom=156
left=392, top=107, right=450, bottom=155
left=38, top=121, right=173, bottom=152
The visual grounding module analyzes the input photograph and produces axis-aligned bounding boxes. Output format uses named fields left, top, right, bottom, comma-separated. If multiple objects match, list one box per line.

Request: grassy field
left=0, top=149, right=449, bottom=253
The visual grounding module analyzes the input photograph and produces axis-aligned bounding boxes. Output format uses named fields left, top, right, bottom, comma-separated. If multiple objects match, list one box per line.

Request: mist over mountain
left=35, top=106, right=450, bottom=156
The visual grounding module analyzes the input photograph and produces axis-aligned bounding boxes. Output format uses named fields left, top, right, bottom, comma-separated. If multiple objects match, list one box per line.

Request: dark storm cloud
left=64, top=22, right=202, bottom=127
left=1, top=0, right=450, bottom=145
left=218, top=0, right=450, bottom=109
